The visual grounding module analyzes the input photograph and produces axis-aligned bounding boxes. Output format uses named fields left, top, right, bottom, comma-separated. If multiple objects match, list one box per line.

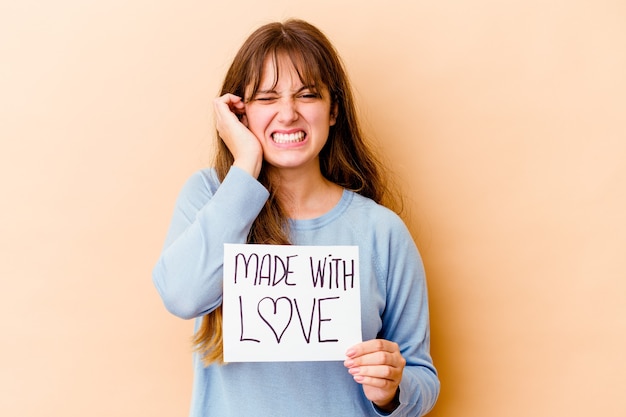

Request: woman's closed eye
left=299, top=93, right=320, bottom=99
left=297, top=89, right=322, bottom=100
left=254, top=95, right=278, bottom=102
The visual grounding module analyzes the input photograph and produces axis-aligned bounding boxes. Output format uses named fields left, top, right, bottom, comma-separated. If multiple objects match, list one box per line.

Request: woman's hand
left=344, top=339, right=406, bottom=412
left=214, top=93, right=263, bottom=178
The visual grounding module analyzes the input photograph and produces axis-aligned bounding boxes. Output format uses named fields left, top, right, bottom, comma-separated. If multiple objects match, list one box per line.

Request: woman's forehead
left=258, top=55, right=302, bottom=87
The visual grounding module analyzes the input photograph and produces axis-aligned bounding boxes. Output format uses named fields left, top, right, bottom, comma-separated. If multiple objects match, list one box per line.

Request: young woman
left=153, top=19, right=439, bottom=416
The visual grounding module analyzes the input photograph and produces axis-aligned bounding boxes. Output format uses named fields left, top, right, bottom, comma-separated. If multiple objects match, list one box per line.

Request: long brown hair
left=193, top=19, right=399, bottom=365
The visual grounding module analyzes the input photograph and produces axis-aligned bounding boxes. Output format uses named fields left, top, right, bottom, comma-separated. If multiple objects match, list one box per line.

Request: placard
left=222, top=243, right=361, bottom=362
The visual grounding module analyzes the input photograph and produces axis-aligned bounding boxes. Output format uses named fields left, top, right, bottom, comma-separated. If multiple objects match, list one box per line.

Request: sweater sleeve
left=152, top=167, right=269, bottom=319
left=372, top=217, right=440, bottom=417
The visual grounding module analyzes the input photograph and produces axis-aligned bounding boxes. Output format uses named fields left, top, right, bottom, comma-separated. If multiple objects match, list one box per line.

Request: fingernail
left=348, top=367, right=360, bottom=375
left=345, top=348, right=356, bottom=357
left=344, top=359, right=354, bottom=367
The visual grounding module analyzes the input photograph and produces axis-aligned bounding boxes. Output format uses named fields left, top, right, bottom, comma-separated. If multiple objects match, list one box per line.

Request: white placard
left=222, top=244, right=361, bottom=362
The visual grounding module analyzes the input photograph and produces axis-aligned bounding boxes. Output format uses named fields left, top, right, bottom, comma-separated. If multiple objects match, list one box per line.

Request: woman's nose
left=276, top=98, right=298, bottom=123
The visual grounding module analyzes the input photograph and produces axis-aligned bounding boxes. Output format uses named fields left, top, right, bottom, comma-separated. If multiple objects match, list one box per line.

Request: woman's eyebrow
left=297, top=85, right=317, bottom=92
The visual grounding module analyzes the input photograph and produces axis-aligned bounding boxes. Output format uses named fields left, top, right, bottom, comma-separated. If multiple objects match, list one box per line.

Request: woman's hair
left=194, top=18, right=399, bottom=365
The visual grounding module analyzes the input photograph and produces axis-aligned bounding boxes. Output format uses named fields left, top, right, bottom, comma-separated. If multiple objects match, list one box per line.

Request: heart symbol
left=257, top=297, right=293, bottom=343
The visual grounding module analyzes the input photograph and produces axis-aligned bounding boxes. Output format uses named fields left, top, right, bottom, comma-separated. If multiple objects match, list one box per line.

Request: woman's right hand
left=214, top=93, right=263, bottom=178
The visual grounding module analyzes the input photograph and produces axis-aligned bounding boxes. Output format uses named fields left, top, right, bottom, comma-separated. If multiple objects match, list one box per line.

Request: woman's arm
left=345, top=217, right=440, bottom=416
left=152, top=167, right=269, bottom=319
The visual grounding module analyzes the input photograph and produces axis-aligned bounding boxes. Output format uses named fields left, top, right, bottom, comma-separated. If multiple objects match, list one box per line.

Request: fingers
left=344, top=346, right=404, bottom=383
left=344, top=339, right=405, bottom=406
left=345, top=339, right=404, bottom=366
left=213, top=93, right=263, bottom=178
left=214, top=94, right=246, bottom=123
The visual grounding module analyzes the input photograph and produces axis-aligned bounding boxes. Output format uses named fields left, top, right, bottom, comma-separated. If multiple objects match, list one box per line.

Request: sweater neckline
left=289, top=189, right=353, bottom=231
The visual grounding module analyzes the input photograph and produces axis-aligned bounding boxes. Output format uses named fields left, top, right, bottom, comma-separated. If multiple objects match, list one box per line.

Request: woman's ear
left=330, top=102, right=338, bottom=126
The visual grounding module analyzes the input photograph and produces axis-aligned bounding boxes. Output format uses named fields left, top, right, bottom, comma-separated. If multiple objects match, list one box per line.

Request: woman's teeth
left=272, top=131, right=305, bottom=143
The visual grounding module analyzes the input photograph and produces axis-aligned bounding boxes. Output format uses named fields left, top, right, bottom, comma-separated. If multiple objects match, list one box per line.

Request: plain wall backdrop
left=1, top=1, right=625, bottom=416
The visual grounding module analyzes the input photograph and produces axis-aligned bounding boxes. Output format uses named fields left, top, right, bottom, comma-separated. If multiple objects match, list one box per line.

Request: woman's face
left=244, top=54, right=336, bottom=174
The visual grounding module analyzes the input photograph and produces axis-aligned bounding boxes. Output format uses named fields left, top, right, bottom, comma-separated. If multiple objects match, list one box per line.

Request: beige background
left=2, top=1, right=625, bottom=416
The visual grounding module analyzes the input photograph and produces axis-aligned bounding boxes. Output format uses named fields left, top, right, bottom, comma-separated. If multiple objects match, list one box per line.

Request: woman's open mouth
left=271, top=131, right=306, bottom=144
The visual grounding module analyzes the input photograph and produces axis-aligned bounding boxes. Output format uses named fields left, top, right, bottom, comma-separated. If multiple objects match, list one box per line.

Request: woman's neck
left=267, top=166, right=343, bottom=220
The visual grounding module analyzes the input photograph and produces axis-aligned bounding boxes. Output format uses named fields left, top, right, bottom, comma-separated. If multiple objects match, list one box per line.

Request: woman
left=153, top=18, right=439, bottom=416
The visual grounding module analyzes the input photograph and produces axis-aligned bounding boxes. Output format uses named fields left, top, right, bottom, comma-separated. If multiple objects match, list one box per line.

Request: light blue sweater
left=153, top=167, right=439, bottom=416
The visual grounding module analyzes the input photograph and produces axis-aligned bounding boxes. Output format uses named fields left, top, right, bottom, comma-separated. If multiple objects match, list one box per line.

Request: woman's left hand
left=344, top=339, right=406, bottom=411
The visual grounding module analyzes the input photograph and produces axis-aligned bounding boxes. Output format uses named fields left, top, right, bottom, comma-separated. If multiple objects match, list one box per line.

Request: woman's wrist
left=232, top=156, right=262, bottom=179
left=373, top=388, right=400, bottom=414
